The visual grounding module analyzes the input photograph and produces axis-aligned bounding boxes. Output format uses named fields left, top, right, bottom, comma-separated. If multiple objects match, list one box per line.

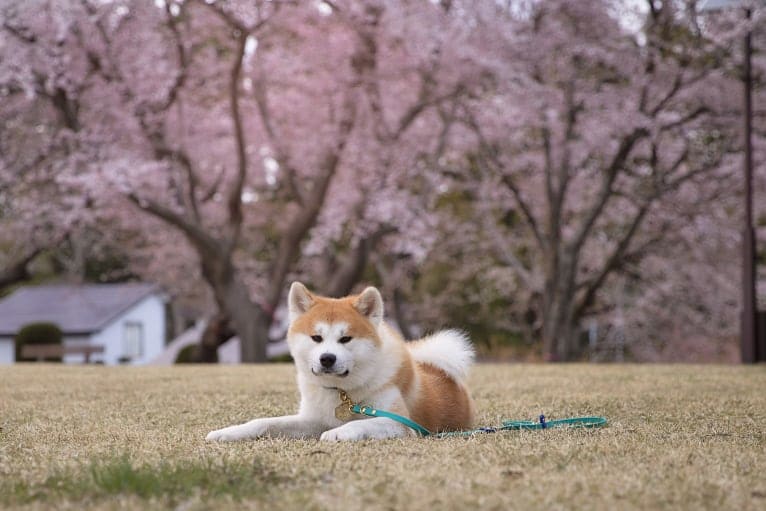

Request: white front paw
left=205, top=429, right=229, bottom=442
left=320, top=423, right=367, bottom=442
left=205, top=420, right=268, bottom=442
left=206, top=426, right=243, bottom=442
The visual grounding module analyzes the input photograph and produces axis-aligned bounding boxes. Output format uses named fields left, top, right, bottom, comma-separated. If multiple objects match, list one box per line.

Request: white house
left=0, top=283, right=166, bottom=365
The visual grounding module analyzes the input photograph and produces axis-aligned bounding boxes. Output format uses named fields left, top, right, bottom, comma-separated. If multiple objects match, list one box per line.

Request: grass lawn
left=0, top=364, right=764, bottom=510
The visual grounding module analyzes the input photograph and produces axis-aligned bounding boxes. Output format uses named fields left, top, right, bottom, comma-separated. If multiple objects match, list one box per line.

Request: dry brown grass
left=1, top=363, right=764, bottom=510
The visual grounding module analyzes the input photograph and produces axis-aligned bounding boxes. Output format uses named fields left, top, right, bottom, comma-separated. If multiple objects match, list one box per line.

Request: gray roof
left=0, top=283, right=162, bottom=336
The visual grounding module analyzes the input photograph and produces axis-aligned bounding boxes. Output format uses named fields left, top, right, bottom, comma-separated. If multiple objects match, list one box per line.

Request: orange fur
left=289, top=295, right=380, bottom=346
left=396, top=358, right=474, bottom=433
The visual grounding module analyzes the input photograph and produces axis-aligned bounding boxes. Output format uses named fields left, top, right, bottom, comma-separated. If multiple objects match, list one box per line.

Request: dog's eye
left=338, top=336, right=352, bottom=344
left=311, top=335, right=323, bottom=343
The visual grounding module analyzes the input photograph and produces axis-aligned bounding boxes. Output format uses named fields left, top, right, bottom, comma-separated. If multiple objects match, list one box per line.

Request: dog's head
left=286, top=282, right=384, bottom=389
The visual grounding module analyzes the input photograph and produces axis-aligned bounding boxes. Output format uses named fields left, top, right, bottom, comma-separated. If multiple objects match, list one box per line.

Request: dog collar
left=333, top=389, right=432, bottom=436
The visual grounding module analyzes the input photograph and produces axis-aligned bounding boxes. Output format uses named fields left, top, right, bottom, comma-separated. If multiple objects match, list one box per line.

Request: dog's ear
left=354, top=287, right=384, bottom=326
left=288, top=281, right=314, bottom=320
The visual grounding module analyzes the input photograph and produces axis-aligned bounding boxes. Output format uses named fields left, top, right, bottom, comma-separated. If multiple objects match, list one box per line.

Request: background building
left=0, top=283, right=166, bottom=365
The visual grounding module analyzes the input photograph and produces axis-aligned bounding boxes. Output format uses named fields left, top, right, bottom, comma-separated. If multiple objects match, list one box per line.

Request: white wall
left=0, top=338, right=13, bottom=364
left=88, top=294, right=166, bottom=365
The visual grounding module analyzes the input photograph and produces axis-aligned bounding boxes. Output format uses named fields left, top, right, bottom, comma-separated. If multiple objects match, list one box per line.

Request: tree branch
left=225, top=32, right=249, bottom=250
left=498, top=173, right=546, bottom=249
left=265, top=89, right=358, bottom=309
left=326, top=226, right=396, bottom=297
left=0, top=247, right=44, bottom=290
left=659, top=106, right=708, bottom=132
left=392, top=80, right=465, bottom=140
left=126, top=193, right=217, bottom=252
left=200, top=165, right=226, bottom=203
left=252, top=67, right=304, bottom=205
left=462, top=110, right=545, bottom=249
left=574, top=200, right=653, bottom=318
left=162, top=3, right=199, bottom=222
left=569, top=128, right=648, bottom=255
left=81, top=0, right=203, bottom=223
left=488, top=231, right=536, bottom=289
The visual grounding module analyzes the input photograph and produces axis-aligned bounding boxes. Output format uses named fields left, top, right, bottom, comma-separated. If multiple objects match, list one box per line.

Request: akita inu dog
left=206, top=282, right=475, bottom=441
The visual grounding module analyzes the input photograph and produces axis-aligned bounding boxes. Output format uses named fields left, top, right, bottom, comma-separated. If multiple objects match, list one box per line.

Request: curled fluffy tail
left=407, top=329, right=475, bottom=382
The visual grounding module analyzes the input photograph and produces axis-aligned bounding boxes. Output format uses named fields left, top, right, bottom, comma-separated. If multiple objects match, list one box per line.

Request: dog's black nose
left=319, top=353, right=336, bottom=368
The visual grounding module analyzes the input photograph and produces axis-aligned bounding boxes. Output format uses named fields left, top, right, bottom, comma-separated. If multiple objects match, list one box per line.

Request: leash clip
left=539, top=414, right=547, bottom=429
left=335, top=390, right=356, bottom=421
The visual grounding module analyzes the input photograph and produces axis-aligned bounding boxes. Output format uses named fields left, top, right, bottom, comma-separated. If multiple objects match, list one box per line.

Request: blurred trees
left=1, top=0, right=480, bottom=361
left=441, top=0, right=746, bottom=360
left=0, top=0, right=762, bottom=361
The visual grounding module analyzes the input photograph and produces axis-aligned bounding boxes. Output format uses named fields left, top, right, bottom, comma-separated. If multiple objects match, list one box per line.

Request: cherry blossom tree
left=0, top=6, right=93, bottom=291
left=430, top=0, right=754, bottom=360
left=1, top=0, right=479, bottom=360
left=2, top=0, right=761, bottom=363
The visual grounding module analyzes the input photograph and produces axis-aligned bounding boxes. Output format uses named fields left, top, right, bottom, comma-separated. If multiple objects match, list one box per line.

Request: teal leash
left=502, top=415, right=607, bottom=430
left=350, top=403, right=432, bottom=437
left=342, top=391, right=607, bottom=438
left=436, top=414, right=607, bottom=438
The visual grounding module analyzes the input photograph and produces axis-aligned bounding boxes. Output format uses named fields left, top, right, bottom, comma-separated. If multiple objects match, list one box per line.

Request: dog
left=206, top=282, right=475, bottom=441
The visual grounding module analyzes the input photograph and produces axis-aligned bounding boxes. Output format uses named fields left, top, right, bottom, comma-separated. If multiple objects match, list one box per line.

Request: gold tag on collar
left=334, top=390, right=355, bottom=421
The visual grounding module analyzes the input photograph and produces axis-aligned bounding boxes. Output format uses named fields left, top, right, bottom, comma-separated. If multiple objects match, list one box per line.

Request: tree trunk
left=326, top=237, right=372, bottom=298
left=224, top=280, right=270, bottom=362
left=219, top=275, right=270, bottom=363
left=541, top=259, right=580, bottom=361
left=541, top=307, right=578, bottom=362
left=392, top=288, right=415, bottom=340
left=325, top=228, right=394, bottom=298
left=200, top=256, right=270, bottom=363
left=198, top=313, right=235, bottom=363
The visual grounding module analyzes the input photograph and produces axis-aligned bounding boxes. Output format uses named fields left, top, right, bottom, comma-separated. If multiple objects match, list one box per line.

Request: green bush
left=269, top=353, right=293, bottom=363
left=174, top=344, right=198, bottom=364
left=15, top=322, right=63, bottom=362
left=174, top=343, right=292, bottom=364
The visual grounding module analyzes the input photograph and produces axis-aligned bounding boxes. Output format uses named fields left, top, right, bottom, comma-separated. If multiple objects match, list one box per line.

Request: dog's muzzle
left=311, top=367, right=350, bottom=377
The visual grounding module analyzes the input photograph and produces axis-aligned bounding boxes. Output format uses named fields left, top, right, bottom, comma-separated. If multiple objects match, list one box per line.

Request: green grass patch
left=2, top=455, right=282, bottom=506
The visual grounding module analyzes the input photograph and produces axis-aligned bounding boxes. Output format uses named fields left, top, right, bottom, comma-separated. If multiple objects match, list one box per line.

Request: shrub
left=15, top=322, right=63, bottom=362
left=174, top=344, right=199, bottom=364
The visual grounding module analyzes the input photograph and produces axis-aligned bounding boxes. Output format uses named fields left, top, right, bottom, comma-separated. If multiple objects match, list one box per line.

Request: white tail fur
left=407, top=329, right=475, bottom=381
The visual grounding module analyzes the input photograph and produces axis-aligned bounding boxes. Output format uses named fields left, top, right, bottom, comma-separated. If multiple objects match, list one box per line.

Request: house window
left=122, top=322, right=144, bottom=360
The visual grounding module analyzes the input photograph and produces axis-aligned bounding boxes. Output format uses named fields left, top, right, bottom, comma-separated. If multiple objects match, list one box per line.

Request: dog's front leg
left=206, top=415, right=326, bottom=442
left=320, top=417, right=415, bottom=441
